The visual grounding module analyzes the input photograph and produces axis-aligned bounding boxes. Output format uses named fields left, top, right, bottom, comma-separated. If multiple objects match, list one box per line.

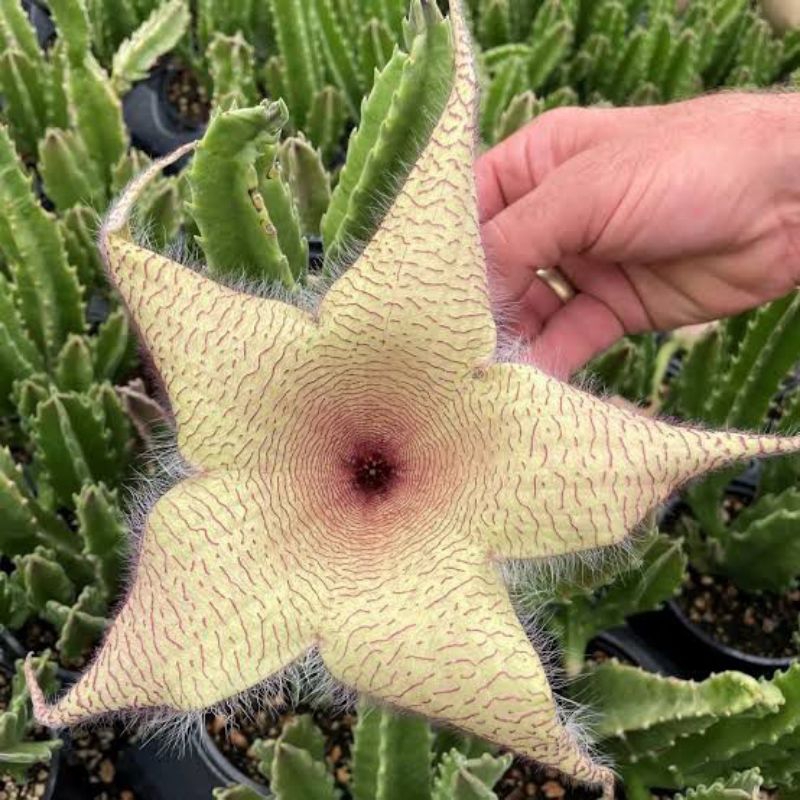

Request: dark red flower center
left=349, top=450, right=395, bottom=496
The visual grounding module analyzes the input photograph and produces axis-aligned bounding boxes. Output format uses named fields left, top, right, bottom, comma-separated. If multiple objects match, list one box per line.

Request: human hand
left=476, top=93, right=800, bottom=378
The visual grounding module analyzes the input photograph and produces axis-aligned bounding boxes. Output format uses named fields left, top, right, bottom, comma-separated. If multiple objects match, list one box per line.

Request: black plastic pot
left=629, top=601, right=795, bottom=680
left=21, top=0, right=56, bottom=50
left=588, top=625, right=681, bottom=676
left=122, top=65, right=206, bottom=162
left=634, top=461, right=795, bottom=679
left=196, top=722, right=270, bottom=798
left=51, top=731, right=222, bottom=800
left=631, top=469, right=793, bottom=681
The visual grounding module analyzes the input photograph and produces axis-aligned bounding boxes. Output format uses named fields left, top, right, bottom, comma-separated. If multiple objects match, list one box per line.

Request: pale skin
left=477, top=92, right=800, bottom=379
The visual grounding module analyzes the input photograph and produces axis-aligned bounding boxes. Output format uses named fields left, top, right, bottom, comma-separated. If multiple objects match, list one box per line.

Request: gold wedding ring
left=535, top=266, right=576, bottom=304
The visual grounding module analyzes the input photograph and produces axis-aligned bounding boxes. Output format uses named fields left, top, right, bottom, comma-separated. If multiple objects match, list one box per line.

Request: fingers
left=476, top=104, right=662, bottom=223
left=481, top=140, right=633, bottom=303
left=494, top=257, right=656, bottom=378
left=478, top=107, right=665, bottom=373
left=529, top=294, right=627, bottom=380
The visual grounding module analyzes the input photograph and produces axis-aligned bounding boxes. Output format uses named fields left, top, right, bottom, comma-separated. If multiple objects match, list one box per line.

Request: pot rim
left=666, top=597, right=796, bottom=669
left=194, top=719, right=271, bottom=799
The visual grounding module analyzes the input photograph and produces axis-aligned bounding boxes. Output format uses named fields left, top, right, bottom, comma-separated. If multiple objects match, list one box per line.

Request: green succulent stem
left=188, top=100, right=296, bottom=285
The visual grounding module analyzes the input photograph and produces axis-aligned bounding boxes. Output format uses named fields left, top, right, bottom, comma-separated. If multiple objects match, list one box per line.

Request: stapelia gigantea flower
left=26, top=0, right=800, bottom=793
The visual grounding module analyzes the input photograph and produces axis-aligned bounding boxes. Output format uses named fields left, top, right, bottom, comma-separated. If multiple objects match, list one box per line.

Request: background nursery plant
left=210, top=666, right=800, bottom=800
left=211, top=706, right=512, bottom=800
left=0, top=0, right=183, bottom=791
left=0, top=654, right=60, bottom=797
left=7, top=0, right=799, bottom=169
left=472, top=0, right=800, bottom=143
left=0, top=117, right=141, bottom=673
left=1, top=0, right=800, bottom=799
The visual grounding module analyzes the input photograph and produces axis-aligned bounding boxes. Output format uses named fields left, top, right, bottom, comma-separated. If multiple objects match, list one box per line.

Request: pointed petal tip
left=25, top=652, right=118, bottom=729
left=448, top=0, right=475, bottom=74
left=24, top=653, right=65, bottom=730
left=674, top=425, right=800, bottom=483
left=99, top=139, right=197, bottom=262
left=716, top=429, right=800, bottom=460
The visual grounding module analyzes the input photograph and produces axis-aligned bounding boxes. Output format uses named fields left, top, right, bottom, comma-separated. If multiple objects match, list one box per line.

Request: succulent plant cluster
left=667, top=300, right=800, bottom=595
left=522, top=527, right=686, bottom=677
left=0, top=655, right=60, bottom=778
left=213, top=706, right=511, bottom=800
left=0, top=6, right=183, bottom=773
left=187, top=0, right=453, bottom=285
left=45, top=0, right=443, bottom=166
left=587, top=660, right=800, bottom=796
left=9, top=0, right=797, bottom=173
left=0, top=0, right=187, bottom=167
left=0, top=117, right=139, bottom=669
left=474, top=0, right=800, bottom=141
left=212, top=661, right=800, bottom=800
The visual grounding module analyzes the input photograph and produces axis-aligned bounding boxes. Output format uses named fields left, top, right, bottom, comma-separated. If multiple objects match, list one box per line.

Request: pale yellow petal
left=27, top=474, right=315, bottom=725
left=100, top=147, right=315, bottom=471
left=468, top=363, right=800, bottom=559
left=319, top=563, right=611, bottom=791
left=318, top=0, right=495, bottom=383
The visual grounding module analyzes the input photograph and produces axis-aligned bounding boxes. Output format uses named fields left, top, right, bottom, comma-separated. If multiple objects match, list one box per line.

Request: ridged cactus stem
left=0, top=657, right=61, bottom=780
left=208, top=32, right=258, bottom=111
left=0, top=127, right=85, bottom=361
left=267, top=0, right=321, bottom=130
left=278, top=136, right=332, bottom=237
left=322, top=2, right=454, bottom=263
left=310, top=0, right=364, bottom=117
left=110, top=0, right=190, bottom=95
left=0, top=50, right=50, bottom=157
left=187, top=100, right=296, bottom=285
left=0, top=0, right=51, bottom=155
left=358, top=19, right=395, bottom=86
left=306, top=86, right=347, bottom=163
left=0, top=275, right=42, bottom=413
left=38, top=128, right=105, bottom=212
left=0, top=0, right=45, bottom=64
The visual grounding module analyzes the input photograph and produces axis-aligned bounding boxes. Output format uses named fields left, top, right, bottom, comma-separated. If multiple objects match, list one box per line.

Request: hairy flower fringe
left=57, top=639, right=358, bottom=756
left=133, top=646, right=358, bottom=752
left=495, top=518, right=653, bottom=771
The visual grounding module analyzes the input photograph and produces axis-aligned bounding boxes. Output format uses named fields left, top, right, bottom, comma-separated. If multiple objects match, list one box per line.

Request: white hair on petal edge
left=60, top=642, right=356, bottom=757
left=482, top=253, right=575, bottom=378
left=484, top=562, right=605, bottom=774
left=141, top=647, right=355, bottom=754
left=493, top=331, right=531, bottom=366
left=491, top=521, right=655, bottom=775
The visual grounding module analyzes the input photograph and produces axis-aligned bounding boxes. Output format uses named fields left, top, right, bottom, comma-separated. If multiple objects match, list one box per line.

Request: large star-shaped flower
left=26, top=1, right=800, bottom=793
